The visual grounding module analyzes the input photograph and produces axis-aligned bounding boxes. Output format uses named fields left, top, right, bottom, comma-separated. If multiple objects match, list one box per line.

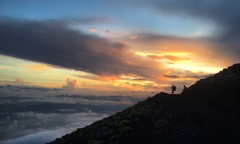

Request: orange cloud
left=132, top=36, right=227, bottom=74
left=15, top=78, right=24, bottom=83
left=89, top=27, right=97, bottom=33
left=147, top=55, right=189, bottom=61
left=81, top=81, right=89, bottom=86
left=99, top=75, right=120, bottom=82
left=23, top=64, right=50, bottom=70
left=66, top=78, right=77, bottom=88
left=129, top=35, right=139, bottom=39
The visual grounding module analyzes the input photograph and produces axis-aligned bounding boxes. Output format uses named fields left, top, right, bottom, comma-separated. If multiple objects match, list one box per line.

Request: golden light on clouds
left=129, top=35, right=139, bottom=39
left=0, top=35, right=225, bottom=96
left=168, top=61, right=222, bottom=73
left=0, top=15, right=234, bottom=96
left=99, top=75, right=120, bottom=82
left=89, top=27, right=97, bottom=33
left=135, top=51, right=191, bottom=57
left=22, top=64, right=50, bottom=70
left=133, top=38, right=223, bottom=74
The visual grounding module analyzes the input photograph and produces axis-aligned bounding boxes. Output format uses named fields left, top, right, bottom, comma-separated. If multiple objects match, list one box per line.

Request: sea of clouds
left=0, top=85, right=143, bottom=144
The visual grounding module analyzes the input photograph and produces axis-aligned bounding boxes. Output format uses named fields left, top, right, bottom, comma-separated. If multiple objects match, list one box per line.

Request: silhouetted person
left=182, top=85, right=187, bottom=93
left=170, top=85, right=176, bottom=94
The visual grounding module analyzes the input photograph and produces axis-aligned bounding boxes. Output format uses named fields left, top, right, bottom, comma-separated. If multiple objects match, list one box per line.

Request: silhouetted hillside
left=48, top=64, right=240, bottom=144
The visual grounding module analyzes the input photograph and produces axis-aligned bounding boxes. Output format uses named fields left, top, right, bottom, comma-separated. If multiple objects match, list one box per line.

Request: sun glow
left=135, top=51, right=191, bottom=57
left=168, top=61, right=222, bottom=73
left=135, top=51, right=222, bottom=74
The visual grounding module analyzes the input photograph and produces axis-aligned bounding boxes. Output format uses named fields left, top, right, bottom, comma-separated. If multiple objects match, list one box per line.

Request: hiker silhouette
left=182, top=85, right=187, bottom=93
left=171, top=85, right=176, bottom=94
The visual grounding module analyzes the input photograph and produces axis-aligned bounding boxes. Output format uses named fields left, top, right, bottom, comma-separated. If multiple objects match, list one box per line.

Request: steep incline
left=48, top=64, right=240, bottom=144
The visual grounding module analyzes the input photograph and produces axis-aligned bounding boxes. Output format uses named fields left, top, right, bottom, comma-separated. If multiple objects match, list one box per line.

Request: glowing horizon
left=0, top=0, right=239, bottom=96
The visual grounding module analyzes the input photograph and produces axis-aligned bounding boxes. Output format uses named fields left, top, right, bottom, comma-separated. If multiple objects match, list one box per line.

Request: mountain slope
left=48, top=64, right=240, bottom=144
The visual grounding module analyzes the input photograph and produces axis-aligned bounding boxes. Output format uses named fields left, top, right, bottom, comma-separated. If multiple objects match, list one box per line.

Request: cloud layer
left=133, top=0, right=240, bottom=61
left=0, top=17, right=160, bottom=79
left=0, top=85, right=143, bottom=143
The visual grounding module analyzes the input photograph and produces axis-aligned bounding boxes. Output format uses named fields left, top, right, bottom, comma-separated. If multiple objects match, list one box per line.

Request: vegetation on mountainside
left=48, top=64, right=240, bottom=144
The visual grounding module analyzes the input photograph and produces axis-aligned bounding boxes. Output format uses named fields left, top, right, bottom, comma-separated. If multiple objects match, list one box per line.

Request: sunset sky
left=1, top=0, right=240, bottom=96
left=1, top=1, right=240, bottom=143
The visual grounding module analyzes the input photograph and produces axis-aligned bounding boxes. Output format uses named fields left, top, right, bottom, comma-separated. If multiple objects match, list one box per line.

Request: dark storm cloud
left=163, top=71, right=212, bottom=80
left=0, top=17, right=158, bottom=77
left=164, top=74, right=211, bottom=80
left=63, top=17, right=111, bottom=25
left=163, top=75, right=179, bottom=79
left=133, top=0, right=240, bottom=61
left=120, top=77, right=147, bottom=81
left=185, top=74, right=213, bottom=79
left=135, top=33, right=186, bottom=42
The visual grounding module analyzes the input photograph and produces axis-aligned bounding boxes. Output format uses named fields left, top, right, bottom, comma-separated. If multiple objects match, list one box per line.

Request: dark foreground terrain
left=48, top=64, right=240, bottom=144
